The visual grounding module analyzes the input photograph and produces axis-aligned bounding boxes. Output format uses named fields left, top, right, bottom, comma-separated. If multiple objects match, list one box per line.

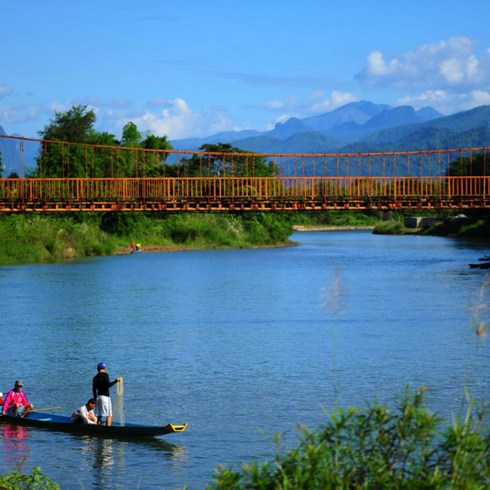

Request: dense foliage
left=34, top=105, right=172, bottom=178
left=446, top=152, right=489, bottom=176
left=0, top=212, right=301, bottom=265
left=207, top=387, right=490, bottom=489
left=0, top=467, right=59, bottom=489
left=182, top=143, right=276, bottom=177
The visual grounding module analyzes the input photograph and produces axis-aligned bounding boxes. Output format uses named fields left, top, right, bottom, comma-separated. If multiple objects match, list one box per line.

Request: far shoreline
left=292, top=225, right=375, bottom=231
left=114, top=241, right=297, bottom=255
left=114, top=226, right=375, bottom=255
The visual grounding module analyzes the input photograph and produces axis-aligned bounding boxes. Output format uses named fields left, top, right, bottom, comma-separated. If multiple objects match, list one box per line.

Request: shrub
left=0, top=467, right=59, bottom=489
left=207, top=387, right=490, bottom=489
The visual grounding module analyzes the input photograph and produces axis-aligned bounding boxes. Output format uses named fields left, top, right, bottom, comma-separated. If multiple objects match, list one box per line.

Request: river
left=0, top=230, right=489, bottom=489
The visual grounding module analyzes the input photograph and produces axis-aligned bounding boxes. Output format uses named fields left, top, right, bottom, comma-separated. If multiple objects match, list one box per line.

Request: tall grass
left=0, top=215, right=115, bottom=264
left=0, top=212, right=299, bottom=265
left=206, top=386, right=490, bottom=489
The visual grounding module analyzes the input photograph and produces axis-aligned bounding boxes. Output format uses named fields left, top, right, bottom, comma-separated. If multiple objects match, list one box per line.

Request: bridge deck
left=0, top=176, right=488, bottom=212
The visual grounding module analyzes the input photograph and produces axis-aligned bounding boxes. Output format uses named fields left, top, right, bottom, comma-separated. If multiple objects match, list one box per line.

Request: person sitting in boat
left=71, top=398, right=97, bottom=425
left=0, top=391, right=4, bottom=409
left=1, top=380, right=34, bottom=417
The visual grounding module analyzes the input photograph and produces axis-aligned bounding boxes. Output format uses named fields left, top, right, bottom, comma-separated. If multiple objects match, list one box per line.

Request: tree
left=446, top=152, right=489, bottom=176
left=117, top=125, right=172, bottom=177
left=140, top=133, right=172, bottom=176
left=35, top=107, right=174, bottom=178
left=39, top=105, right=96, bottom=143
left=184, top=142, right=277, bottom=177
left=37, top=105, right=100, bottom=177
left=121, top=122, right=141, bottom=148
left=446, top=153, right=489, bottom=196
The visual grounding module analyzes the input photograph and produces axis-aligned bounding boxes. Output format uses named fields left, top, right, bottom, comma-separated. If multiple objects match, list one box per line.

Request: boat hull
left=0, top=412, right=187, bottom=438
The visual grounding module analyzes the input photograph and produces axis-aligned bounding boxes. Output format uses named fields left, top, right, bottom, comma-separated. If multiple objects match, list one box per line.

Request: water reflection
left=0, top=424, right=30, bottom=464
left=75, top=433, right=187, bottom=487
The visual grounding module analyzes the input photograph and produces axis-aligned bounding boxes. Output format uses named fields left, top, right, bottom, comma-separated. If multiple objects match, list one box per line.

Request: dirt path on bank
left=114, top=227, right=374, bottom=255
left=114, top=244, right=188, bottom=255
left=292, top=225, right=375, bottom=231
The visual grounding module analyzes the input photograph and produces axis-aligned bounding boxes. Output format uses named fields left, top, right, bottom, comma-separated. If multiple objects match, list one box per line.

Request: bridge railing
left=0, top=176, right=488, bottom=208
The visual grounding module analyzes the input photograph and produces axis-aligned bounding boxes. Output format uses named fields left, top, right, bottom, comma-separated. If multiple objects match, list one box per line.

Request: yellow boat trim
left=170, top=423, right=188, bottom=432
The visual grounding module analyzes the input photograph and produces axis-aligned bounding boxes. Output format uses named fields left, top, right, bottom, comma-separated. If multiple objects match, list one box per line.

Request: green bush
left=207, top=387, right=490, bottom=489
left=0, top=214, right=116, bottom=264
left=0, top=467, right=59, bottom=489
left=373, top=221, right=415, bottom=235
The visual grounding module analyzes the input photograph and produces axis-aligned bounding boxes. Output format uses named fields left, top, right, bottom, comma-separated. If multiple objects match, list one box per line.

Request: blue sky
left=1, top=0, right=490, bottom=140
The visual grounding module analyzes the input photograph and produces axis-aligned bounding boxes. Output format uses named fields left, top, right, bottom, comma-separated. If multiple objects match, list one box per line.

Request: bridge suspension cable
left=0, top=134, right=489, bottom=212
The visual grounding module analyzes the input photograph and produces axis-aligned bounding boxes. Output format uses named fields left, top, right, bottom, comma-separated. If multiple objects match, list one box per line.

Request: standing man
left=2, top=380, right=34, bottom=417
left=92, top=362, right=122, bottom=426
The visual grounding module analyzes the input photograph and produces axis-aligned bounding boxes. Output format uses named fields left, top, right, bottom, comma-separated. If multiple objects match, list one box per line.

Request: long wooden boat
left=0, top=411, right=187, bottom=438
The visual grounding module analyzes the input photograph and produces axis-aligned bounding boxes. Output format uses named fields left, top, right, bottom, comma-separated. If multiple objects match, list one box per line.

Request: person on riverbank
left=1, top=380, right=34, bottom=417
left=92, top=363, right=122, bottom=426
left=71, top=398, right=97, bottom=424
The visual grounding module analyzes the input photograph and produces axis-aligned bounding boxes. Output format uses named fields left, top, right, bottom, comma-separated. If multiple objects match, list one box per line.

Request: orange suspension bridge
left=0, top=134, right=489, bottom=212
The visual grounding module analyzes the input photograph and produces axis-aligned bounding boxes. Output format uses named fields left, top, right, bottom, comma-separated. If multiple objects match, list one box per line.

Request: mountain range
left=1, top=101, right=490, bottom=176
left=171, top=101, right=490, bottom=154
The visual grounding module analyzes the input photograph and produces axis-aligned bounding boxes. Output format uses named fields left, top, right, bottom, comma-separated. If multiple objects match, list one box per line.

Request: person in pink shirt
left=2, top=380, right=34, bottom=416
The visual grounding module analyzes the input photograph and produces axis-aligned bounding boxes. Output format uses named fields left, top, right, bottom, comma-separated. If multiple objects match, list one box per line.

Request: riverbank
left=8, top=210, right=486, bottom=266
left=373, top=213, right=490, bottom=238
left=293, top=225, right=375, bottom=231
left=0, top=213, right=299, bottom=265
left=114, top=241, right=297, bottom=255
left=114, top=225, right=377, bottom=254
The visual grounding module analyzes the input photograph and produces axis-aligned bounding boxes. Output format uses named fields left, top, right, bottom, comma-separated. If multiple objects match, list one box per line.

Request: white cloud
left=398, top=89, right=490, bottom=114
left=0, top=105, right=41, bottom=124
left=105, top=98, right=235, bottom=139
left=356, top=36, right=490, bottom=114
left=304, top=90, right=357, bottom=114
left=357, top=36, right=490, bottom=91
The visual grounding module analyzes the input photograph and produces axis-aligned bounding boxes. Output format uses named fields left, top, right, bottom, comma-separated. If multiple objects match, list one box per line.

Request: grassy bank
left=2, top=210, right=487, bottom=266
left=0, top=212, right=301, bottom=265
left=373, top=211, right=490, bottom=238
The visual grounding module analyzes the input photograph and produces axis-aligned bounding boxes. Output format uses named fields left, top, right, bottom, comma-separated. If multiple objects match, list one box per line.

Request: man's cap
left=15, top=380, right=24, bottom=386
left=97, top=362, right=106, bottom=370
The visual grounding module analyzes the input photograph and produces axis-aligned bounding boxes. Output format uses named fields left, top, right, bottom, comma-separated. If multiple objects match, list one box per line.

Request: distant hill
left=171, top=102, right=490, bottom=157
left=357, top=105, right=490, bottom=148
left=0, top=124, right=39, bottom=176
left=171, top=101, right=448, bottom=153
left=0, top=124, right=21, bottom=176
left=229, top=131, right=345, bottom=154
left=170, top=102, right=490, bottom=176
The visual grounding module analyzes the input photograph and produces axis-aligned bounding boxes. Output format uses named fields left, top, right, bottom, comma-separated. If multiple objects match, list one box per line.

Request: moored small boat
left=0, top=411, right=187, bottom=438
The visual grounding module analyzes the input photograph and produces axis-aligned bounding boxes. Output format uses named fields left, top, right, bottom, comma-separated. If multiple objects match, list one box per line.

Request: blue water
left=0, top=230, right=489, bottom=488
